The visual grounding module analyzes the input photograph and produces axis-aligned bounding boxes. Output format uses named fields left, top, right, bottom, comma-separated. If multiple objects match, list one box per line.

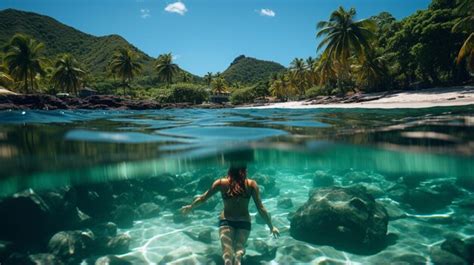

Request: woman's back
left=219, top=178, right=254, bottom=221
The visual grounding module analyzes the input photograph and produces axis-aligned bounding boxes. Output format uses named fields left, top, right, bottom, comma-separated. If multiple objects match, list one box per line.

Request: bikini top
left=220, top=178, right=252, bottom=200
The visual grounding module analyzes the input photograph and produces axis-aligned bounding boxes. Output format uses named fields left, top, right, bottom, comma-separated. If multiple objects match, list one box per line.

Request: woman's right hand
left=270, top=227, right=280, bottom=238
left=181, top=205, right=192, bottom=215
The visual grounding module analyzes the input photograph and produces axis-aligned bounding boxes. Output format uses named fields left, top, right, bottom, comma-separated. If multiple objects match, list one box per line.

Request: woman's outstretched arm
left=181, top=179, right=221, bottom=214
left=250, top=180, right=280, bottom=238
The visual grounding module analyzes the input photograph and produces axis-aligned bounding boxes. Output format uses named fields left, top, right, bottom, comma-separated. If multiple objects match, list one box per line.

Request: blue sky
left=0, top=0, right=431, bottom=76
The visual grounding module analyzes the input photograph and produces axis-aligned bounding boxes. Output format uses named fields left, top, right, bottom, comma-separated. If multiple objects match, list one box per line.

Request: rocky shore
left=0, top=94, right=230, bottom=111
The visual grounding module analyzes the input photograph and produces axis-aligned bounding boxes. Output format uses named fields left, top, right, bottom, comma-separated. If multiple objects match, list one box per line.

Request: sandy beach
left=245, top=86, right=474, bottom=109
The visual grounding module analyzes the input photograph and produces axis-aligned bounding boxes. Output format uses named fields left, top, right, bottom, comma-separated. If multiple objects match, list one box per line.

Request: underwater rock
left=199, top=196, right=219, bottom=212
left=91, top=222, right=117, bottom=238
left=106, top=234, right=131, bottom=254
left=76, top=184, right=114, bottom=219
left=252, top=239, right=278, bottom=261
left=277, top=198, right=294, bottom=209
left=343, top=171, right=373, bottom=184
left=401, top=182, right=461, bottom=213
left=168, top=197, right=192, bottom=209
left=289, top=186, right=389, bottom=254
left=95, top=255, right=132, bottom=265
left=441, top=237, right=474, bottom=264
left=456, top=175, right=474, bottom=191
left=136, top=202, right=161, bottom=219
left=111, top=205, right=136, bottom=228
left=0, top=241, right=14, bottom=261
left=279, top=243, right=323, bottom=263
left=197, top=174, right=216, bottom=191
left=430, top=246, right=468, bottom=265
left=252, top=174, right=278, bottom=197
left=48, top=230, right=94, bottom=263
left=153, top=195, right=168, bottom=206
left=3, top=252, right=62, bottom=265
left=166, top=188, right=190, bottom=199
left=29, top=253, right=64, bottom=265
left=312, top=171, right=335, bottom=188
left=0, top=190, right=53, bottom=244
left=198, top=229, right=213, bottom=244
left=380, top=200, right=407, bottom=220
left=184, top=228, right=214, bottom=244
left=142, top=174, right=177, bottom=195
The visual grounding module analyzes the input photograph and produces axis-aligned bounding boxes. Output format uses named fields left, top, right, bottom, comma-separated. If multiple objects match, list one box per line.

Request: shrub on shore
left=157, top=83, right=209, bottom=104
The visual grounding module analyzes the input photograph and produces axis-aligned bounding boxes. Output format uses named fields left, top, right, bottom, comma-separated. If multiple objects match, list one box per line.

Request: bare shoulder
left=246, top=179, right=257, bottom=188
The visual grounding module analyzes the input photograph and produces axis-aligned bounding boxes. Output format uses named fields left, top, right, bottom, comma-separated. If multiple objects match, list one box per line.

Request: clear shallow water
left=0, top=106, right=473, bottom=264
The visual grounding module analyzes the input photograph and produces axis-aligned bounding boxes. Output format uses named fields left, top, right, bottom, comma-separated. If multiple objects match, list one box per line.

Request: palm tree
left=452, top=0, right=474, bottom=73
left=316, top=7, right=376, bottom=91
left=315, top=53, right=336, bottom=87
left=270, top=74, right=290, bottom=100
left=182, top=72, right=191, bottom=82
left=154, top=53, right=179, bottom=87
left=3, top=34, right=46, bottom=93
left=352, top=52, right=389, bottom=91
left=109, top=47, right=143, bottom=95
left=211, top=76, right=227, bottom=94
left=50, top=54, right=86, bottom=95
left=305, top=57, right=318, bottom=87
left=204, top=72, right=213, bottom=86
left=290, top=58, right=307, bottom=96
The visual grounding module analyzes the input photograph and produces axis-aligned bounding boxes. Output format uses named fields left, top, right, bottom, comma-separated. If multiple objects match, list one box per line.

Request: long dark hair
left=226, top=166, right=247, bottom=197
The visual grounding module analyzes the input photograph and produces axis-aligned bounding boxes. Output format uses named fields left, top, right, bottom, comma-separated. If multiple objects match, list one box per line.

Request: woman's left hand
left=181, top=205, right=193, bottom=215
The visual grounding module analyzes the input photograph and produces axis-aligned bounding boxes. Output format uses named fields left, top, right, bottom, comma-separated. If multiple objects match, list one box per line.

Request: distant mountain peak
left=222, top=55, right=285, bottom=85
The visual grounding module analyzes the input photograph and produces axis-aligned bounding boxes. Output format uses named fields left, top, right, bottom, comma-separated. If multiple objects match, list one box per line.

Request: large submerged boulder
left=289, top=186, right=389, bottom=254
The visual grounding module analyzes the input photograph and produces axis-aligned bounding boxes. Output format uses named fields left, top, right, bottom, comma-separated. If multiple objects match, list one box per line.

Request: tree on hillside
left=109, top=47, right=143, bottom=95
left=211, top=76, right=227, bottom=94
left=155, top=53, right=179, bottom=87
left=182, top=72, right=191, bottom=82
left=317, top=7, right=376, bottom=92
left=3, top=34, right=46, bottom=93
left=204, top=72, right=213, bottom=86
left=50, top=54, right=86, bottom=95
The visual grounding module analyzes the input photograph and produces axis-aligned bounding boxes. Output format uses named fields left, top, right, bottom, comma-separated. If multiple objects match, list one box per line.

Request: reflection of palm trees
left=317, top=6, right=376, bottom=92
left=51, top=54, right=86, bottom=95
left=109, top=47, right=143, bottom=95
left=155, top=53, right=179, bottom=87
left=3, top=34, right=46, bottom=93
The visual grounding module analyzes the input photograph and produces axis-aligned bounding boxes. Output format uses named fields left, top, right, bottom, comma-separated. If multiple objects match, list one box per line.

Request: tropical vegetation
left=0, top=0, right=472, bottom=105
left=109, top=48, right=143, bottom=95
left=50, top=54, right=86, bottom=95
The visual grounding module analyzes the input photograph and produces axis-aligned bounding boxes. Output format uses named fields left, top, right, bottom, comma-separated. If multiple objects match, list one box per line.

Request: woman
left=181, top=165, right=279, bottom=265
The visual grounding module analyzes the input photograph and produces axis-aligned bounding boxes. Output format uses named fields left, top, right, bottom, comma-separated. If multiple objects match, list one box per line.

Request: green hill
left=221, top=55, right=286, bottom=85
left=0, top=8, right=199, bottom=81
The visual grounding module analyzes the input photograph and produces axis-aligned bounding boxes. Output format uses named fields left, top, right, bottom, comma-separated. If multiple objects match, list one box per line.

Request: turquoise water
left=0, top=106, right=473, bottom=264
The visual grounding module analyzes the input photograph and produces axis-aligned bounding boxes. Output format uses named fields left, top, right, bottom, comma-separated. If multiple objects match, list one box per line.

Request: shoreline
left=244, top=86, right=474, bottom=109
left=1, top=86, right=473, bottom=111
left=0, top=94, right=229, bottom=111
